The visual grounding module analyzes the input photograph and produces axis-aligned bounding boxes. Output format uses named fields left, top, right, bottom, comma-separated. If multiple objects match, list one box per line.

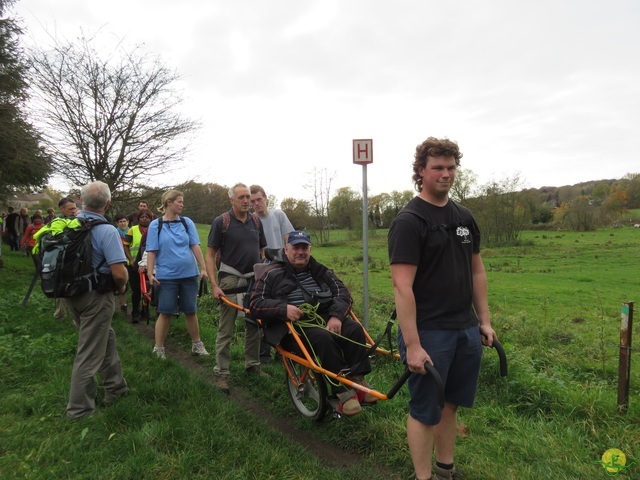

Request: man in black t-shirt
left=388, top=137, right=498, bottom=480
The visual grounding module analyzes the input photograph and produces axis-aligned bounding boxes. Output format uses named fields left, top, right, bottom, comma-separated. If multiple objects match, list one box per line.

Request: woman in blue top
left=146, top=190, right=209, bottom=359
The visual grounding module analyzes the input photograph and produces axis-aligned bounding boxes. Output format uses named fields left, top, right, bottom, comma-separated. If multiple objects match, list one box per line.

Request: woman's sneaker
left=192, top=341, right=209, bottom=356
left=153, top=346, right=166, bottom=359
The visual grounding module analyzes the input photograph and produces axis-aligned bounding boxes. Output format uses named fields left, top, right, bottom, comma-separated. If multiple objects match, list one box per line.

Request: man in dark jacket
left=249, top=230, right=374, bottom=416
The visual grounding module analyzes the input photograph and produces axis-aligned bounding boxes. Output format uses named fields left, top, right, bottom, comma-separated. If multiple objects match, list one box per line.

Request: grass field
left=1, top=224, right=639, bottom=479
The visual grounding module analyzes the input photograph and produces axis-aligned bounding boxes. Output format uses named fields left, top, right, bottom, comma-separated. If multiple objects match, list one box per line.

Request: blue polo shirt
left=76, top=211, right=127, bottom=274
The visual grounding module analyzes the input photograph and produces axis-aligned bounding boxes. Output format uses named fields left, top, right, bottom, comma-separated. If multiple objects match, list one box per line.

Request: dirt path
left=132, top=322, right=388, bottom=472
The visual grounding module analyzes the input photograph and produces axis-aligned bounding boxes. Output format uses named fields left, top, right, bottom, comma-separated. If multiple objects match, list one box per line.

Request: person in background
left=249, top=184, right=294, bottom=363
left=54, top=197, right=78, bottom=322
left=388, top=137, right=497, bottom=480
left=123, top=209, right=153, bottom=323
left=20, top=214, right=43, bottom=263
left=17, top=208, right=30, bottom=254
left=205, top=183, right=267, bottom=394
left=114, top=213, right=130, bottom=315
left=58, top=197, right=78, bottom=218
left=145, top=190, right=209, bottom=359
left=44, top=208, right=56, bottom=224
left=4, top=207, right=20, bottom=251
left=128, top=200, right=151, bottom=227
left=65, top=181, right=129, bottom=419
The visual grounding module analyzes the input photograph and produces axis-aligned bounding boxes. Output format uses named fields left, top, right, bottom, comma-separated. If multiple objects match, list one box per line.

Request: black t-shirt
left=388, top=197, right=481, bottom=330
left=207, top=210, right=266, bottom=274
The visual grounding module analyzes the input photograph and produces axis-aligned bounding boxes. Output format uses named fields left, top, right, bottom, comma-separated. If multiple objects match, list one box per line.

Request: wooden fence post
left=617, top=302, right=634, bottom=414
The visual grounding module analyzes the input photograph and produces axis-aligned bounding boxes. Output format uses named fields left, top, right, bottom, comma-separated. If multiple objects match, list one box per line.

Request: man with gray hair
left=66, top=181, right=129, bottom=419
left=205, top=183, right=267, bottom=393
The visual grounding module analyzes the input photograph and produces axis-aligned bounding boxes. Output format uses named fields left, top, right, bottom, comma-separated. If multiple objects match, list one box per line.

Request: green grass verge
left=2, top=223, right=640, bottom=479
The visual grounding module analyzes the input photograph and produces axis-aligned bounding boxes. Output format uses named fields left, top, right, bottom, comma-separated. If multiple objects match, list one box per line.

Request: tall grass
left=2, top=223, right=640, bottom=479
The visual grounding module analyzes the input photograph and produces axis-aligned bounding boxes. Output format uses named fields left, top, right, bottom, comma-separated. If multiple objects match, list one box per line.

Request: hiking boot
left=131, top=314, right=140, bottom=324
left=120, top=304, right=128, bottom=315
left=351, top=375, right=378, bottom=404
left=102, top=389, right=130, bottom=407
left=245, top=365, right=268, bottom=377
left=336, top=389, right=362, bottom=416
left=153, top=346, right=166, bottom=360
left=433, top=465, right=464, bottom=480
left=215, top=374, right=230, bottom=394
left=191, top=341, right=209, bottom=356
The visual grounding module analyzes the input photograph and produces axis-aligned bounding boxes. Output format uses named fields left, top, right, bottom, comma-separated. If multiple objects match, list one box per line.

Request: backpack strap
left=221, top=211, right=231, bottom=233
left=158, top=216, right=189, bottom=242
left=399, top=201, right=470, bottom=233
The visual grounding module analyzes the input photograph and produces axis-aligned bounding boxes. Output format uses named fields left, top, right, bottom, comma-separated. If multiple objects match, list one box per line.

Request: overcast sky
left=15, top=0, right=640, bottom=204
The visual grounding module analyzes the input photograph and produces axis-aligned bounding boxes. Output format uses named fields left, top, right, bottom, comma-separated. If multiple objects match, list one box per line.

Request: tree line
left=2, top=0, right=638, bottom=248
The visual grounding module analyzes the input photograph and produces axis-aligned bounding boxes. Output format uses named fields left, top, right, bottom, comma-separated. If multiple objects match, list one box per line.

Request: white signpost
left=353, top=139, right=372, bottom=327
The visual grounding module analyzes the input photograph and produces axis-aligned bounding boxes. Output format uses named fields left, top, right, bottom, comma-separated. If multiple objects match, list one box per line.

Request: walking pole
left=21, top=269, right=40, bottom=307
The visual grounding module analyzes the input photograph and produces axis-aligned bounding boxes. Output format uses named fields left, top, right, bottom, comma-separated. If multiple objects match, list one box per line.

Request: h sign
left=353, top=139, right=373, bottom=164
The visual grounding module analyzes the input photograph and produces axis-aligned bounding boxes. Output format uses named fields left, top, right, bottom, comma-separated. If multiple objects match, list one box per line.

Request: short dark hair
left=114, top=213, right=128, bottom=222
left=58, top=197, right=76, bottom=208
left=412, top=137, right=463, bottom=192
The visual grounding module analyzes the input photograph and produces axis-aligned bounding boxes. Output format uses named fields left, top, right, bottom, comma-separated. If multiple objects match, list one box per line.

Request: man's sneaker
left=351, top=375, right=378, bottom=404
left=153, top=346, right=166, bottom=359
left=192, top=341, right=209, bottom=356
left=336, top=389, right=362, bottom=416
left=245, top=365, right=268, bottom=377
left=215, top=374, right=230, bottom=394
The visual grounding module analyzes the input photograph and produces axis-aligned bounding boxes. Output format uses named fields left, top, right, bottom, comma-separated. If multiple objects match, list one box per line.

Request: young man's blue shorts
left=398, top=326, right=482, bottom=425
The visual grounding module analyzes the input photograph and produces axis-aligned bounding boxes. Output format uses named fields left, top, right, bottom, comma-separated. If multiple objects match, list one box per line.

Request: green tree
left=449, top=167, right=477, bottom=203
left=591, top=183, right=611, bottom=206
left=280, top=197, right=311, bottom=230
left=0, top=0, right=51, bottom=201
left=468, top=174, right=529, bottom=246
left=382, top=190, right=413, bottom=226
left=28, top=34, right=198, bottom=202
left=329, top=186, right=361, bottom=229
left=565, top=195, right=597, bottom=231
left=176, top=181, right=229, bottom=225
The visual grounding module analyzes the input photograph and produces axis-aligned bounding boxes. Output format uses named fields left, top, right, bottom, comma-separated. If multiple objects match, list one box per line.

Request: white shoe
left=153, top=346, right=166, bottom=359
left=192, top=341, right=209, bottom=356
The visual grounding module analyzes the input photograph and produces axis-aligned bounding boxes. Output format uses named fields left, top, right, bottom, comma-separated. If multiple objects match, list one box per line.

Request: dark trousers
left=127, top=265, right=141, bottom=316
left=7, top=231, right=19, bottom=251
left=283, top=317, right=371, bottom=393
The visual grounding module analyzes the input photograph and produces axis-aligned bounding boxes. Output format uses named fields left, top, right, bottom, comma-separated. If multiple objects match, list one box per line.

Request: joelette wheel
left=284, top=357, right=328, bottom=421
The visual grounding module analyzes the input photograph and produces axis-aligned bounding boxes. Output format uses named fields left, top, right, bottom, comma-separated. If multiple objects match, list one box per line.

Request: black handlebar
left=386, top=362, right=445, bottom=409
left=385, top=339, right=507, bottom=407
left=491, top=339, right=508, bottom=377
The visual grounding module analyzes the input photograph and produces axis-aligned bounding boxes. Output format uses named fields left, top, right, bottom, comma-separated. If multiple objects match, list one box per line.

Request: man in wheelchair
left=249, top=230, right=375, bottom=416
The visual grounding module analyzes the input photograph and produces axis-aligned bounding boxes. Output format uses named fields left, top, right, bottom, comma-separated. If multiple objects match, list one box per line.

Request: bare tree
left=304, top=167, right=335, bottom=244
left=28, top=35, right=198, bottom=201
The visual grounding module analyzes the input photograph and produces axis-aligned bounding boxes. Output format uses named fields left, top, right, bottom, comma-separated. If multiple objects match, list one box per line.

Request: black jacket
left=248, top=252, right=353, bottom=346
